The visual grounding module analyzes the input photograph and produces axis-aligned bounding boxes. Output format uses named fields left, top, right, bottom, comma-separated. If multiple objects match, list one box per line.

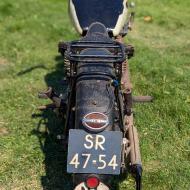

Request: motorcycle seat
left=69, top=0, right=128, bottom=36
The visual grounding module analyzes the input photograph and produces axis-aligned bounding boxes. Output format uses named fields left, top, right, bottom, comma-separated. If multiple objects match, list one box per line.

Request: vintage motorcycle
left=38, top=0, right=153, bottom=189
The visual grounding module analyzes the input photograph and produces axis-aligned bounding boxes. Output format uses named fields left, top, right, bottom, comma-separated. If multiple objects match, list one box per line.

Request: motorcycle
left=38, top=0, right=153, bottom=189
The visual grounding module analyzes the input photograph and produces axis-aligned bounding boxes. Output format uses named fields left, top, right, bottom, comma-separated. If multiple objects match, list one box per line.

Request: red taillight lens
left=86, top=177, right=100, bottom=189
left=82, top=112, right=109, bottom=132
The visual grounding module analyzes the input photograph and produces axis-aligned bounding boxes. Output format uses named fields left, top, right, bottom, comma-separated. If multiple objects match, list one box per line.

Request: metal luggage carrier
left=65, top=40, right=126, bottom=63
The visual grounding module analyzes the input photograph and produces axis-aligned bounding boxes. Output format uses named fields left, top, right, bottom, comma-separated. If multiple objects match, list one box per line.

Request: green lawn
left=0, top=0, right=190, bottom=189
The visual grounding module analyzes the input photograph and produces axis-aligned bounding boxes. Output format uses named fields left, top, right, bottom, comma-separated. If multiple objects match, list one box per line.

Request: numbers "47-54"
left=69, top=154, right=118, bottom=170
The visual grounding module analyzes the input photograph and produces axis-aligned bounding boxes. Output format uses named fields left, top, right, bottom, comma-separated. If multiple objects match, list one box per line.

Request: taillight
left=86, top=176, right=100, bottom=189
left=82, top=112, right=109, bottom=132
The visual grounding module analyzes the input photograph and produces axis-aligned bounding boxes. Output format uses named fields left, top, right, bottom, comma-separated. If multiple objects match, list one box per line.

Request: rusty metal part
left=121, top=61, right=133, bottom=115
left=121, top=137, right=131, bottom=172
left=121, top=61, right=132, bottom=92
left=126, top=115, right=142, bottom=166
left=128, top=12, right=135, bottom=30
left=124, top=90, right=133, bottom=116
left=115, top=36, right=132, bottom=92
left=125, top=44, right=135, bottom=59
left=133, top=96, right=153, bottom=103
left=64, top=56, right=71, bottom=77
left=116, top=35, right=141, bottom=166
left=38, top=103, right=56, bottom=111
left=128, top=2, right=135, bottom=30
left=115, top=35, right=123, bottom=43
left=58, top=41, right=68, bottom=56
left=115, top=36, right=134, bottom=96
left=38, top=87, right=64, bottom=108
left=38, top=87, right=53, bottom=99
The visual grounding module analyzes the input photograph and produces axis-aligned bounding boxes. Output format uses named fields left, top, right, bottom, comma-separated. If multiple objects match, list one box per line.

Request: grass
left=0, top=0, right=190, bottom=189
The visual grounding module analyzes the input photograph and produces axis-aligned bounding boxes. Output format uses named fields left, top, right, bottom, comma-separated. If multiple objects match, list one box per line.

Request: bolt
left=92, top=100, right=97, bottom=105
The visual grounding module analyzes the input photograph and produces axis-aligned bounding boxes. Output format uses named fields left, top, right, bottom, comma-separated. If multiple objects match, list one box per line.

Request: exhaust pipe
left=127, top=115, right=141, bottom=165
left=126, top=115, right=142, bottom=190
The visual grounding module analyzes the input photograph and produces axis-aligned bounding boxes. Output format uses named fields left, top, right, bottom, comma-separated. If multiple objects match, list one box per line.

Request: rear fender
left=74, top=182, right=110, bottom=190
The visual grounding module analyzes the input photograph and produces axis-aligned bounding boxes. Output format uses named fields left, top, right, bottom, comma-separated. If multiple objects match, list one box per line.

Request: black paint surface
left=72, top=0, right=124, bottom=29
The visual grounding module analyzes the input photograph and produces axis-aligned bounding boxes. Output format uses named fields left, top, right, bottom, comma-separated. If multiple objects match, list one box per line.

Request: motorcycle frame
left=38, top=23, right=146, bottom=190
left=61, top=33, right=142, bottom=189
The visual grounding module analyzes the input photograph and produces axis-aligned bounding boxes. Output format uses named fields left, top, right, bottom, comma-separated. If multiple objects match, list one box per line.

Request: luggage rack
left=65, top=40, right=126, bottom=63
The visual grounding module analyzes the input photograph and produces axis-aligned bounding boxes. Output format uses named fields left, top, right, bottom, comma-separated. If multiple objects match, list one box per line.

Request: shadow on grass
left=32, top=55, right=72, bottom=190
left=17, top=64, right=47, bottom=76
